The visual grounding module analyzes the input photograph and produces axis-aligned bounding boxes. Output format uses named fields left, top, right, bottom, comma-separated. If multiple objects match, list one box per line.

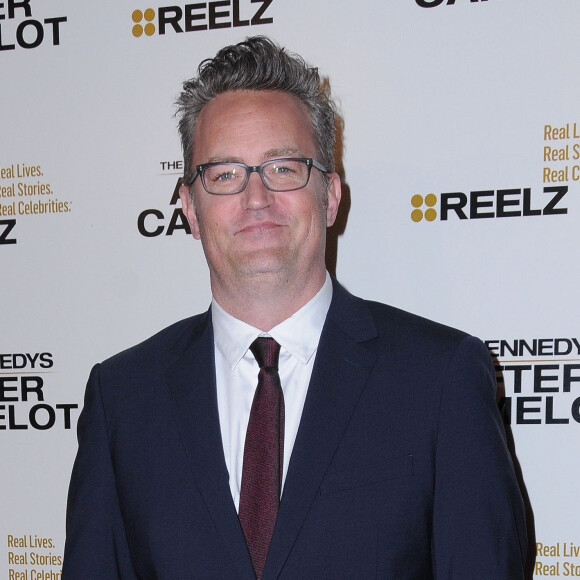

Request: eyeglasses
left=189, top=157, right=328, bottom=195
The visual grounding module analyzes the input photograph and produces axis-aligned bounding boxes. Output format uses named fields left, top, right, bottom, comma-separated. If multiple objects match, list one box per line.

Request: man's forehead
left=192, top=90, right=315, bottom=160
left=198, top=89, right=308, bottom=120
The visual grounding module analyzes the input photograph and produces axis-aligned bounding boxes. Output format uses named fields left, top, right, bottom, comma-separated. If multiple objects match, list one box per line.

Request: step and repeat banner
left=1, top=1, right=579, bottom=578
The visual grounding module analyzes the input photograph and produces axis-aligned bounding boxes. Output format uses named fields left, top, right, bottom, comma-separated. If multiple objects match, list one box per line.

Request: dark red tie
left=238, top=337, right=285, bottom=579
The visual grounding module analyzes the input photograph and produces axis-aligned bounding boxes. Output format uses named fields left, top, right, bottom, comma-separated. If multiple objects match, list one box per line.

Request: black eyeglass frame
left=188, top=157, right=329, bottom=195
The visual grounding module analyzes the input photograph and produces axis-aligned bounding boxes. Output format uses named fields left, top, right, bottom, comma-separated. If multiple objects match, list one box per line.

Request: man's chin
left=233, top=250, right=292, bottom=279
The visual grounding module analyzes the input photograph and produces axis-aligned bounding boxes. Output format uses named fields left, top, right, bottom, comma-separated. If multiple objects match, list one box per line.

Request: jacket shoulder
left=366, top=299, right=467, bottom=342
left=362, top=299, right=492, bottom=371
left=330, top=278, right=470, bottom=350
left=333, top=280, right=484, bottom=362
left=100, top=311, right=210, bottom=376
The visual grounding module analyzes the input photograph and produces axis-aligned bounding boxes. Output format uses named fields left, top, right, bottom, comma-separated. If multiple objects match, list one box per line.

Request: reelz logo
left=131, top=0, right=273, bottom=38
left=416, top=0, right=488, bottom=7
left=138, top=162, right=191, bottom=237
left=486, top=338, right=580, bottom=426
left=0, top=0, right=67, bottom=51
left=411, top=186, right=568, bottom=222
left=0, top=352, right=79, bottom=431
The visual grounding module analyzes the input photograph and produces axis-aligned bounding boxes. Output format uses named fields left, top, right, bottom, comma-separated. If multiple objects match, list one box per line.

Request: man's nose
left=242, top=171, right=272, bottom=210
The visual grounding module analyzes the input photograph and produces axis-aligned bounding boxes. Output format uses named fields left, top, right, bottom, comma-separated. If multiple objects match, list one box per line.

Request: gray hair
left=175, top=36, right=336, bottom=185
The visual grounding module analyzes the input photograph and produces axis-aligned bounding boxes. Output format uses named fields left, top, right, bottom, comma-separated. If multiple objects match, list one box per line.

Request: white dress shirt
left=211, top=273, right=333, bottom=511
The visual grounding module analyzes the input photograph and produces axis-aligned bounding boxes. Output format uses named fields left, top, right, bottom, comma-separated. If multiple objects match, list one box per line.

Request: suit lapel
left=165, top=311, right=255, bottom=579
left=263, top=282, right=378, bottom=579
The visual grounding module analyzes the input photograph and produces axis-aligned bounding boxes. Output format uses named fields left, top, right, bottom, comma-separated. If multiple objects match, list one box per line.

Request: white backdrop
left=2, top=1, right=579, bottom=577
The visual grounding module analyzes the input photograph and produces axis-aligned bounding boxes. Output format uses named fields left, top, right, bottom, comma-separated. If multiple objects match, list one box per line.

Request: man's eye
left=209, top=167, right=240, bottom=182
left=215, top=171, right=236, bottom=181
left=270, top=163, right=295, bottom=174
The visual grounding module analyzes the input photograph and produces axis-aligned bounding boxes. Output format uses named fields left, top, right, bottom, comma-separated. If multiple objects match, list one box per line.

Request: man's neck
left=210, top=269, right=327, bottom=331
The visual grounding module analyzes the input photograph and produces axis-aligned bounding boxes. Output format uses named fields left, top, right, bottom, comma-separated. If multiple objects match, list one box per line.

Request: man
left=63, top=36, right=527, bottom=579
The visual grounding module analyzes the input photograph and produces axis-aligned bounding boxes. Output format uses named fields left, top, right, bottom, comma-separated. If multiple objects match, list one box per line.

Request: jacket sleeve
left=62, top=364, right=137, bottom=579
left=431, top=336, right=527, bottom=579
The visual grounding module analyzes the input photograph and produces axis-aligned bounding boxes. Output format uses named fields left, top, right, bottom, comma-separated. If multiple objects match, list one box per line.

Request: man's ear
left=179, top=183, right=201, bottom=240
left=325, top=173, right=342, bottom=227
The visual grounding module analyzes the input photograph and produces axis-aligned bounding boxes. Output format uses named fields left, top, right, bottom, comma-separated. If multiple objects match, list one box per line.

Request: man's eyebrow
left=263, top=147, right=303, bottom=159
left=203, top=156, right=242, bottom=164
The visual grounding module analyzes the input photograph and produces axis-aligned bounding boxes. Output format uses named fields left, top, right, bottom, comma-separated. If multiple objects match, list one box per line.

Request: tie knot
left=250, top=337, right=280, bottom=370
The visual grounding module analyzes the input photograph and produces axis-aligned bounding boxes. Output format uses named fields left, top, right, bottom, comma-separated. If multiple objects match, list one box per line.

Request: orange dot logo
left=132, top=8, right=156, bottom=37
left=411, top=193, right=438, bottom=222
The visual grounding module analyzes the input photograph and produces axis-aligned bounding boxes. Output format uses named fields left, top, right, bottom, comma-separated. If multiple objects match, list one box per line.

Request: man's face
left=179, top=90, right=341, bottom=294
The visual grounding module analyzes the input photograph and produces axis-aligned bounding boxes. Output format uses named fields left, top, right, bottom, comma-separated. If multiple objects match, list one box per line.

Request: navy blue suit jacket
left=63, top=281, right=527, bottom=579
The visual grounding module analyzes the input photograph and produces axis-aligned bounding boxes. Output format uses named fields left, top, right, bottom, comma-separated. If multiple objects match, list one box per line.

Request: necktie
left=238, top=337, right=285, bottom=579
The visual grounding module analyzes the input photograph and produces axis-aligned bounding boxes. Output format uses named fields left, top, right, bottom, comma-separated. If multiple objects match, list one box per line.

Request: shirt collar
left=212, top=272, right=333, bottom=370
